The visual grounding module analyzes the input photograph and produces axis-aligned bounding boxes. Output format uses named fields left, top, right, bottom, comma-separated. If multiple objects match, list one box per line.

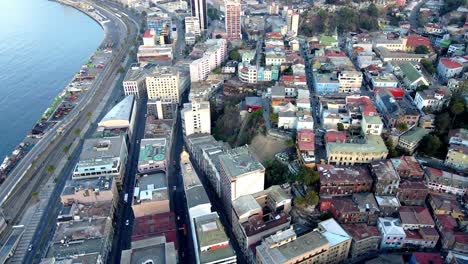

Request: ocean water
left=0, top=0, right=103, bottom=158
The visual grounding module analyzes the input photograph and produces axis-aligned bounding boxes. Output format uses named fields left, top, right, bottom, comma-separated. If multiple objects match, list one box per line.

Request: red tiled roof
left=331, top=196, right=359, bottom=213
left=325, top=131, right=347, bottom=143
left=132, top=212, right=177, bottom=243
left=454, top=232, right=468, bottom=245
left=342, top=223, right=380, bottom=241
left=297, top=129, right=315, bottom=151
left=325, top=51, right=347, bottom=57
left=318, top=164, right=373, bottom=185
left=440, top=58, right=463, bottom=69
left=406, top=35, right=431, bottom=48
left=143, top=30, right=154, bottom=38
left=435, top=214, right=457, bottom=232
left=399, top=206, right=435, bottom=226
left=374, top=88, right=404, bottom=99
left=266, top=32, right=283, bottom=40
left=412, top=253, right=444, bottom=264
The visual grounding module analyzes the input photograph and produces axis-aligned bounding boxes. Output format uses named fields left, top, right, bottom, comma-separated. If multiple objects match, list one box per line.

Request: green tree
left=367, top=3, right=379, bottom=17
left=229, top=50, right=241, bottom=61
left=416, top=85, right=429, bottom=92
left=47, top=165, right=56, bottom=175
left=74, top=128, right=81, bottom=137
left=297, top=166, right=320, bottom=186
left=337, top=123, right=344, bottom=131
left=63, top=145, right=70, bottom=154
left=451, top=101, right=465, bottom=125
left=264, top=160, right=290, bottom=188
left=305, top=191, right=319, bottom=206
left=435, top=112, right=450, bottom=135
left=117, top=67, right=125, bottom=73
left=385, top=138, right=399, bottom=158
left=270, top=112, right=279, bottom=126
left=415, top=45, right=430, bottom=54
left=86, top=112, right=92, bottom=120
left=419, top=135, right=442, bottom=156
left=397, top=122, right=408, bottom=132
left=129, top=50, right=135, bottom=56
left=319, top=210, right=334, bottom=221
left=421, top=59, right=435, bottom=75
left=31, top=192, right=38, bottom=199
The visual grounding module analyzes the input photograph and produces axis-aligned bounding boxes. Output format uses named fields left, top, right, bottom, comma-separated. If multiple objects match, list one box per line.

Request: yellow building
left=145, top=66, right=180, bottom=103
left=326, top=135, right=388, bottom=165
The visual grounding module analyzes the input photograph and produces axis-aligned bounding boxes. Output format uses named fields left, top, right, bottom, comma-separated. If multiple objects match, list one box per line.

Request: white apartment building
left=378, top=217, right=406, bottom=249
left=181, top=100, right=211, bottom=136
left=122, top=65, right=149, bottom=98
left=189, top=39, right=227, bottom=82
left=73, top=136, right=127, bottom=185
left=362, top=116, right=384, bottom=136
left=414, top=87, right=451, bottom=111
left=338, top=71, right=363, bottom=93
left=185, top=16, right=201, bottom=37
left=145, top=67, right=180, bottom=103
left=238, top=62, right=258, bottom=83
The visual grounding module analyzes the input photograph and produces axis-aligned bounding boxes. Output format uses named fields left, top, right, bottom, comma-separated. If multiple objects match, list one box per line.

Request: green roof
left=320, top=35, right=337, bottom=46
left=400, top=127, right=428, bottom=144
left=327, top=135, right=388, bottom=155
left=400, top=62, right=423, bottom=83
left=139, top=139, right=167, bottom=162
left=364, top=115, right=384, bottom=125
left=194, top=214, right=236, bottom=263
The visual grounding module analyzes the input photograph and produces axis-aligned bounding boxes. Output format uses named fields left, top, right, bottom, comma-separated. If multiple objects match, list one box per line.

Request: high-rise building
left=181, top=100, right=211, bottom=136
left=290, top=12, right=299, bottom=36
left=191, top=0, right=207, bottom=31
left=145, top=67, right=180, bottom=103
left=189, top=39, right=227, bottom=82
left=225, top=0, right=242, bottom=41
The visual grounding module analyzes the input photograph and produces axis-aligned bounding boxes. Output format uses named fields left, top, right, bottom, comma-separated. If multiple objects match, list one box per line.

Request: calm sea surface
left=0, top=0, right=103, bottom=158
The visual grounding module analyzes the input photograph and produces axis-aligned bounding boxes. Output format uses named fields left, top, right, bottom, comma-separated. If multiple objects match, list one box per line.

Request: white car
left=125, top=219, right=129, bottom=226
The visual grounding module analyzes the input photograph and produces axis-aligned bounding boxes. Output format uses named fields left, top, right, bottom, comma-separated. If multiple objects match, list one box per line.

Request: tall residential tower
left=225, top=0, right=242, bottom=41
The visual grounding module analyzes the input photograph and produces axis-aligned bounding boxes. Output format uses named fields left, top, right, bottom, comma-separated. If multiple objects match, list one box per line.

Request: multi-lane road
left=0, top=0, right=139, bottom=262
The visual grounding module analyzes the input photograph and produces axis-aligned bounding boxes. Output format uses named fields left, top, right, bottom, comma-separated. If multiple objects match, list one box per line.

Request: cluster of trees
left=213, top=103, right=241, bottom=145
left=229, top=50, right=241, bottom=62
left=418, top=93, right=467, bottom=158
left=440, top=0, right=467, bottom=14
left=415, top=45, right=430, bottom=54
left=236, top=110, right=265, bottom=146
left=301, top=4, right=380, bottom=36
left=420, top=59, right=436, bottom=75
left=264, top=160, right=291, bottom=188
left=295, top=190, right=319, bottom=207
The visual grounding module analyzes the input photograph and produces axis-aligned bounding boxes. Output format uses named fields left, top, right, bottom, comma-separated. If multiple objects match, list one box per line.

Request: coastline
left=0, top=0, right=108, bottom=180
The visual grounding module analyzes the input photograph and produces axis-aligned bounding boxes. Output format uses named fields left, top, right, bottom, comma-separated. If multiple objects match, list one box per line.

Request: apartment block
left=326, top=135, right=388, bottom=165
left=189, top=39, right=227, bottom=82
left=424, top=167, right=468, bottom=195
left=181, top=100, right=211, bottom=136
left=138, top=138, right=168, bottom=174
left=318, top=164, right=373, bottom=196
left=146, top=66, right=180, bottom=103
left=391, top=156, right=424, bottom=180
left=397, top=180, right=428, bottom=206
left=132, top=172, right=169, bottom=218
left=225, top=0, right=241, bottom=40
left=342, top=224, right=381, bottom=258
left=123, top=64, right=150, bottom=98
left=371, top=160, right=400, bottom=196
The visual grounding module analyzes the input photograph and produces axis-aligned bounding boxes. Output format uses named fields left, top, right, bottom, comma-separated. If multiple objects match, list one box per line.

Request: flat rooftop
left=121, top=236, right=177, bottom=264
left=139, top=138, right=167, bottom=163
left=218, top=146, right=264, bottom=179
left=371, top=160, right=400, bottom=181
left=326, top=135, right=388, bottom=154
left=194, top=213, right=236, bottom=263
left=144, top=117, right=174, bottom=139
left=134, top=172, right=168, bottom=203
left=78, top=136, right=125, bottom=163
left=123, top=66, right=150, bottom=82
left=62, top=176, right=113, bottom=196
left=318, top=164, right=373, bottom=185
left=256, top=231, right=328, bottom=264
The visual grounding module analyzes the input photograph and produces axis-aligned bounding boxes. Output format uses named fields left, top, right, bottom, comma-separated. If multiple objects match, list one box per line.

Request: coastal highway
left=0, top=0, right=132, bottom=212
left=0, top=1, right=138, bottom=262
left=19, top=1, right=140, bottom=263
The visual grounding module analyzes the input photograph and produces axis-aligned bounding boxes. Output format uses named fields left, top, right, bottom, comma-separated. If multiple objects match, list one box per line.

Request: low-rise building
left=97, top=95, right=136, bottom=136
left=296, top=129, right=315, bottom=167
left=137, top=44, right=173, bottom=65
left=46, top=201, right=114, bottom=263
left=375, top=89, right=421, bottom=128
left=414, top=86, right=451, bottom=111
left=445, top=129, right=468, bottom=172
left=438, top=58, right=464, bottom=82
left=132, top=172, right=169, bottom=218
left=318, top=164, right=373, bottom=196
left=138, top=138, right=168, bottom=174
left=121, top=236, right=177, bottom=264
left=61, top=177, right=117, bottom=209
left=342, top=223, right=381, bottom=258
left=371, top=160, right=401, bottom=195
left=398, top=62, right=430, bottom=90
left=424, top=167, right=468, bottom=195
left=131, top=212, right=176, bottom=243
left=409, top=253, right=444, bottom=264
left=326, top=135, right=388, bottom=165
left=321, top=193, right=380, bottom=225
left=362, top=115, right=384, bottom=136
left=399, top=206, right=435, bottom=230
left=397, top=180, right=428, bottom=206
left=429, top=193, right=466, bottom=221
left=398, top=127, right=429, bottom=154
left=375, top=195, right=401, bottom=216
left=232, top=186, right=291, bottom=256
left=391, top=156, right=424, bottom=180
left=72, top=136, right=127, bottom=186
left=378, top=217, right=406, bottom=249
